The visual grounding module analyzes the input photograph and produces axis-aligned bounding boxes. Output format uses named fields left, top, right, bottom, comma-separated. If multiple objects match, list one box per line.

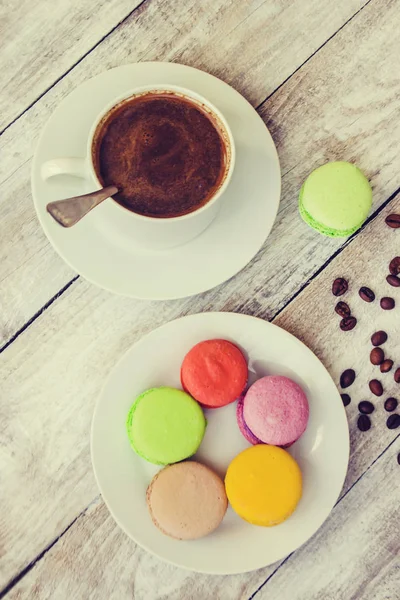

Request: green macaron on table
left=299, top=161, right=373, bottom=237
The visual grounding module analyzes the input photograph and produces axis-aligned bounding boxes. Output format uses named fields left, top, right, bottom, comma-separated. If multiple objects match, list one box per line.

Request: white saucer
left=32, top=63, right=281, bottom=299
left=91, top=312, right=349, bottom=574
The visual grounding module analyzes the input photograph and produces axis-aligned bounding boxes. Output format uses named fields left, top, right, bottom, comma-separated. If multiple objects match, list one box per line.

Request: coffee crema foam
left=92, top=91, right=230, bottom=218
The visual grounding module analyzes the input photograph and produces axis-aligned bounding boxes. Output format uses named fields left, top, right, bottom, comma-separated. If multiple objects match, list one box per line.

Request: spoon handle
left=46, top=185, right=118, bottom=227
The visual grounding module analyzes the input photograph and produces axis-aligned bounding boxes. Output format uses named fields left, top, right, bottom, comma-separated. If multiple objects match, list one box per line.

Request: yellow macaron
left=225, top=445, right=302, bottom=526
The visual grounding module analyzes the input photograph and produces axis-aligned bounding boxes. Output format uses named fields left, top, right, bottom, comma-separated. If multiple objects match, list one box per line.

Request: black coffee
left=92, top=92, right=229, bottom=218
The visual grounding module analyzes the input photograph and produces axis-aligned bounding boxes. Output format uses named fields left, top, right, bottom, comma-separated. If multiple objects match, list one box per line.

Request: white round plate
left=91, top=312, right=349, bottom=574
left=32, top=62, right=280, bottom=299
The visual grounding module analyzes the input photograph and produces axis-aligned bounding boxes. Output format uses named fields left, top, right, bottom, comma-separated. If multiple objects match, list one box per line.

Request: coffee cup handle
left=41, top=158, right=87, bottom=181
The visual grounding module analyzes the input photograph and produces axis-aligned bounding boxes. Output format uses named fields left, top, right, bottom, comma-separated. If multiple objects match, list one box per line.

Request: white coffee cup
left=41, top=85, right=235, bottom=250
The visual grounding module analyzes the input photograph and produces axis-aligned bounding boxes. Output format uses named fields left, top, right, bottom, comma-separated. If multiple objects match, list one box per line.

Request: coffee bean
left=394, top=368, right=400, bottom=383
left=370, top=347, right=384, bottom=365
left=359, top=286, right=375, bottom=302
left=385, top=213, right=400, bottom=228
left=335, top=301, right=351, bottom=318
left=358, top=400, right=375, bottom=414
left=340, top=316, right=357, bottom=331
left=340, top=369, right=356, bottom=388
left=369, top=379, right=383, bottom=396
left=341, top=393, right=351, bottom=407
left=371, top=330, right=387, bottom=346
left=384, top=397, right=398, bottom=412
left=386, top=414, right=400, bottom=429
left=380, top=297, right=395, bottom=310
left=389, top=257, right=400, bottom=275
left=357, top=414, right=371, bottom=431
left=380, top=359, right=394, bottom=373
left=386, top=274, right=400, bottom=287
left=332, top=277, right=348, bottom=297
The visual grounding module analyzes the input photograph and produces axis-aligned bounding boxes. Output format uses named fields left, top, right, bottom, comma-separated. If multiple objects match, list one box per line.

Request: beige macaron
left=146, top=461, right=227, bottom=540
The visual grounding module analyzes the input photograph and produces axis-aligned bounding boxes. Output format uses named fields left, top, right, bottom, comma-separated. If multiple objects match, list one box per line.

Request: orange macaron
left=181, top=339, right=248, bottom=408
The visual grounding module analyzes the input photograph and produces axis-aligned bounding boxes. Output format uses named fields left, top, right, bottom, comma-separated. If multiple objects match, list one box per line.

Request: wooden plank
left=275, top=193, right=400, bottom=491
left=253, top=438, right=400, bottom=600
left=2, top=0, right=400, bottom=593
left=0, top=0, right=142, bottom=131
left=0, top=0, right=369, bottom=348
left=7, top=439, right=399, bottom=600
left=4, top=498, right=265, bottom=600
left=0, top=0, right=397, bottom=583
left=1, top=197, right=399, bottom=595
left=233, top=0, right=400, bottom=321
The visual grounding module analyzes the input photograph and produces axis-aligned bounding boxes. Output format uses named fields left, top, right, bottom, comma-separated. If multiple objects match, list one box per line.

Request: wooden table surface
left=1, top=0, right=400, bottom=598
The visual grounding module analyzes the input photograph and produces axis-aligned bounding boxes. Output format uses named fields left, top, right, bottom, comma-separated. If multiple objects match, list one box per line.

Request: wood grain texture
left=1, top=200, right=400, bottom=597
left=5, top=498, right=260, bottom=600
left=8, top=438, right=399, bottom=600
left=3, top=195, right=400, bottom=599
left=0, top=0, right=369, bottom=348
left=254, top=437, right=400, bottom=600
left=275, top=193, right=400, bottom=492
left=0, top=0, right=142, bottom=131
left=2, top=0, right=400, bottom=596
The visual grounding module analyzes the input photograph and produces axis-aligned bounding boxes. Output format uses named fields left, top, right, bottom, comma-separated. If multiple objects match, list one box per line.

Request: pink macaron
left=236, top=395, right=262, bottom=445
left=243, top=376, right=309, bottom=447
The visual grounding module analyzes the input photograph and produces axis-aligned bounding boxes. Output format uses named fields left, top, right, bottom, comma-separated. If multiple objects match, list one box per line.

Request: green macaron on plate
left=126, top=387, right=206, bottom=465
left=91, top=312, right=349, bottom=574
left=299, top=161, right=372, bottom=237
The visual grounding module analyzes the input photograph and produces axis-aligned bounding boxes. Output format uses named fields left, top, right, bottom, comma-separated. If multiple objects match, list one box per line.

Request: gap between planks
left=0, top=0, right=395, bottom=595
left=255, top=0, right=373, bottom=113
left=0, top=0, right=373, bottom=139
left=2, top=186, right=399, bottom=596
left=0, top=0, right=149, bottom=138
left=2, top=182, right=399, bottom=358
left=248, top=432, right=400, bottom=600
left=0, top=0, right=376, bottom=356
left=0, top=0, right=372, bottom=139
left=0, top=497, right=100, bottom=600
left=2, top=431, right=398, bottom=600
left=272, top=184, right=400, bottom=322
